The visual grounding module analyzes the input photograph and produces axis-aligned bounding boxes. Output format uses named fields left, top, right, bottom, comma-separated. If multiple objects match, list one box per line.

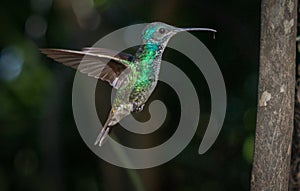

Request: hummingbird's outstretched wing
left=40, top=48, right=134, bottom=89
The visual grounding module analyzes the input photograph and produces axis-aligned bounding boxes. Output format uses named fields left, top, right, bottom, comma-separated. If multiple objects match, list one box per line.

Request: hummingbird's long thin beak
left=174, top=27, right=217, bottom=38
left=179, top=28, right=217, bottom=33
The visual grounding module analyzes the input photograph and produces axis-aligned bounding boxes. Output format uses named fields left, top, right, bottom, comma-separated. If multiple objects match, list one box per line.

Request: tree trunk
left=251, top=0, right=297, bottom=190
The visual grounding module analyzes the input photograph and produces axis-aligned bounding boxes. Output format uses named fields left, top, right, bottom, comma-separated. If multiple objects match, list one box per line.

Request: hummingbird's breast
left=134, top=43, right=162, bottom=75
left=111, top=43, right=163, bottom=114
left=127, top=43, right=163, bottom=105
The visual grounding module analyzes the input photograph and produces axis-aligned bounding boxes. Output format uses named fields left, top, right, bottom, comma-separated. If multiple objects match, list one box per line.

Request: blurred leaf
left=243, top=135, right=254, bottom=164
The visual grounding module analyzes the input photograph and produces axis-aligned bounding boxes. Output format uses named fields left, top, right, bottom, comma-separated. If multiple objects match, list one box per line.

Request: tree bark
left=251, top=0, right=297, bottom=190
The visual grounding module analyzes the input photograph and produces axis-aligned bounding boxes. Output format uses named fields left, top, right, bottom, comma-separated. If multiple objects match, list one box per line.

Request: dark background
left=0, top=0, right=259, bottom=190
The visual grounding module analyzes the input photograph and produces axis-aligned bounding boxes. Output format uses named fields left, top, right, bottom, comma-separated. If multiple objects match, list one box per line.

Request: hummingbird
left=41, top=22, right=216, bottom=146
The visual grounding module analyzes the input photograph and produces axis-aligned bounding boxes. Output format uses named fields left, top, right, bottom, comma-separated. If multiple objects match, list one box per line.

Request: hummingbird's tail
left=94, top=113, right=113, bottom=147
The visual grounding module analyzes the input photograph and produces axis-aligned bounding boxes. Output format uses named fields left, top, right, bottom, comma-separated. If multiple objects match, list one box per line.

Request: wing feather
left=40, top=48, right=135, bottom=89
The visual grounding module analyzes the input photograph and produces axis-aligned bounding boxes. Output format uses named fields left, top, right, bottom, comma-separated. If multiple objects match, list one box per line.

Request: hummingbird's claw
left=133, top=102, right=145, bottom=112
left=94, top=127, right=110, bottom=147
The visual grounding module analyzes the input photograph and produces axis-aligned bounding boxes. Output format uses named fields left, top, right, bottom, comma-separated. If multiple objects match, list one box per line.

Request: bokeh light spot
left=243, top=135, right=254, bottom=164
left=25, top=15, right=48, bottom=39
left=0, top=46, right=24, bottom=81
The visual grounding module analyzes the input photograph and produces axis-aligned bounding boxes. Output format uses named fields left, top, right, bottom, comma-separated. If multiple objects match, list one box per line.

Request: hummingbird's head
left=142, top=22, right=177, bottom=45
left=142, top=22, right=216, bottom=45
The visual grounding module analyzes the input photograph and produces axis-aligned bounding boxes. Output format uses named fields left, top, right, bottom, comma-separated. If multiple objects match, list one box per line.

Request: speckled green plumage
left=111, top=43, right=161, bottom=119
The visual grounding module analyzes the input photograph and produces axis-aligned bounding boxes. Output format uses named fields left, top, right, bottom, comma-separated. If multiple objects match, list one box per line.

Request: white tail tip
left=94, top=127, right=110, bottom=147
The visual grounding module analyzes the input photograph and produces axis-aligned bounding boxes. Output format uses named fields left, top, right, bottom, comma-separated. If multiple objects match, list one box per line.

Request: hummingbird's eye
left=158, top=28, right=166, bottom=34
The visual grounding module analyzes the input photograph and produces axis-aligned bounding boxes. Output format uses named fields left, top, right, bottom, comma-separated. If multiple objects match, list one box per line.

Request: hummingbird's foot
left=94, top=127, right=110, bottom=147
left=133, top=102, right=145, bottom=112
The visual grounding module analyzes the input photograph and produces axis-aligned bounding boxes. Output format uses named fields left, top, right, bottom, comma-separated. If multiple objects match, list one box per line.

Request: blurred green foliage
left=0, top=0, right=259, bottom=190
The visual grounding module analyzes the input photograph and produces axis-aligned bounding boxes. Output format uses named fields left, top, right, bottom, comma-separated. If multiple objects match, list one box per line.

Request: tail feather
left=94, top=112, right=113, bottom=147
